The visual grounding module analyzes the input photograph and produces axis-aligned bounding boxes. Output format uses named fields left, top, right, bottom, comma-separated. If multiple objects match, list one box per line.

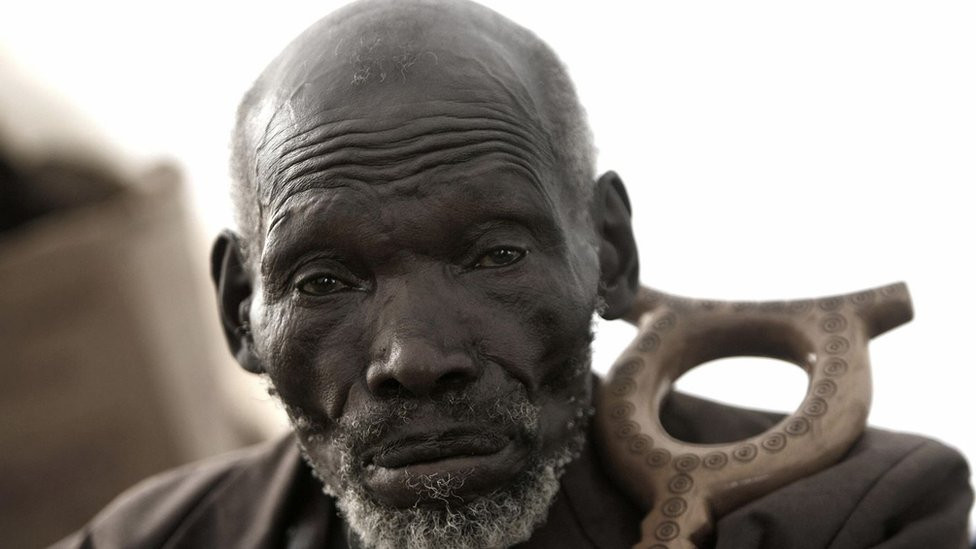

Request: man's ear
left=592, top=171, right=640, bottom=320
left=211, top=230, right=264, bottom=373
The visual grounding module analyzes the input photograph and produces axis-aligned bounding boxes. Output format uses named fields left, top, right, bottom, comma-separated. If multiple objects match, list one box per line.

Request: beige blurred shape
left=0, top=54, right=284, bottom=547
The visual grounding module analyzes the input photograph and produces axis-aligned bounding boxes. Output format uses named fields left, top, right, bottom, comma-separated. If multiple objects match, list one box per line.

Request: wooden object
left=594, top=283, right=913, bottom=549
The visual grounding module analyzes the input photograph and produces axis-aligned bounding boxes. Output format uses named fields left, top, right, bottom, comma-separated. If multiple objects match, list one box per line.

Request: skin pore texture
left=212, top=0, right=639, bottom=547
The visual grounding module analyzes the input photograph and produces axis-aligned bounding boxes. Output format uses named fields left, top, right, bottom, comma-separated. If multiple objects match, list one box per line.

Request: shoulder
left=814, top=428, right=972, bottom=549
left=53, top=433, right=306, bottom=549
left=661, top=393, right=972, bottom=548
left=717, top=420, right=972, bottom=548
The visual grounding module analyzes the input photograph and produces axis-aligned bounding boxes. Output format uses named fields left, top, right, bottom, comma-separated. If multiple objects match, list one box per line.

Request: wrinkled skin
left=212, top=0, right=639, bottom=518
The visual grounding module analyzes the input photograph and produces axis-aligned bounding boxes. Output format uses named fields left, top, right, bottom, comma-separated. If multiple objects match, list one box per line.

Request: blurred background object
left=0, top=58, right=282, bottom=548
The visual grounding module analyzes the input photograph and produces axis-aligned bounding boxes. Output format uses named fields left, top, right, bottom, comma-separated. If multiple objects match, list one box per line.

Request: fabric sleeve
left=712, top=430, right=973, bottom=549
left=830, top=437, right=972, bottom=549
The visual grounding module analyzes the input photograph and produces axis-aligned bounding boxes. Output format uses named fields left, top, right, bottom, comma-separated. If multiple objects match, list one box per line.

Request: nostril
left=437, top=370, right=473, bottom=389
left=375, top=378, right=404, bottom=398
left=368, top=336, right=481, bottom=398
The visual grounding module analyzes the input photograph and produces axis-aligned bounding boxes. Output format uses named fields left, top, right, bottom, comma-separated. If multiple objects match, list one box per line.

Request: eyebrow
left=258, top=176, right=563, bottom=282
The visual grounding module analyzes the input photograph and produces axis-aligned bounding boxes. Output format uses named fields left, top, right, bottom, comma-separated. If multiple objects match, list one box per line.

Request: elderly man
left=61, top=1, right=972, bottom=547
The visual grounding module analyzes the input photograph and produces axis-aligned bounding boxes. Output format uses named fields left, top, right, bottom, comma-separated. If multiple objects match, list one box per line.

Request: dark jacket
left=55, top=394, right=973, bottom=548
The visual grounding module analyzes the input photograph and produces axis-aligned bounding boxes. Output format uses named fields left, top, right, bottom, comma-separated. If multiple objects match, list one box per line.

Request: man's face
left=242, top=77, right=603, bottom=544
left=218, top=4, right=635, bottom=544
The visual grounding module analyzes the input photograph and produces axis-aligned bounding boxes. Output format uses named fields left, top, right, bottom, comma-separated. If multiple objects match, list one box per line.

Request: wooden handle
left=595, top=283, right=913, bottom=548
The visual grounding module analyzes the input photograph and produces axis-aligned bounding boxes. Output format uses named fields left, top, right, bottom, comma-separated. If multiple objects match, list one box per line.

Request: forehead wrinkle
left=255, top=93, right=554, bottom=202
left=250, top=36, right=558, bottom=189
left=263, top=155, right=559, bottom=253
left=271, top=115, right=549, bottom=183
left=268, top=148, right=554, bottom=226
left=271, top=137, right=549, bottom=201
left=254, top=108, right=551, bottom=196
left=267, top=97, right=546, bottom=156
left=463, top=50, right=554, bottom=147
left=274, top=105, right=550, bottom=164
left=257, top=109, right=554, bottom=216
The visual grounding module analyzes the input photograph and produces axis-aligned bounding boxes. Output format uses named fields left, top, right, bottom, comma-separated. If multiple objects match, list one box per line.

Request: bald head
left=230, top=0, right=594, bottom=256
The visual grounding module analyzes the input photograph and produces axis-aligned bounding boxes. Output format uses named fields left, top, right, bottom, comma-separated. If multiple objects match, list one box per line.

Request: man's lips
left=368, top=429, right=509, bottom=469
left=359, top=425, right=530, bottom=506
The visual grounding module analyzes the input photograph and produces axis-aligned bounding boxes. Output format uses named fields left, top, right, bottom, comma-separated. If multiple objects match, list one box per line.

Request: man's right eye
left=296, top=274, right=350, bottom=296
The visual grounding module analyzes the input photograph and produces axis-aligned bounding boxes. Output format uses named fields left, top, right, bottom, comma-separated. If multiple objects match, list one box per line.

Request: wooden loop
left=596, top=283, right=913, bottom=548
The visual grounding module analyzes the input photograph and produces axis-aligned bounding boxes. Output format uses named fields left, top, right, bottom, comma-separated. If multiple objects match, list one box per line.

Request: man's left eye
left=475, top=246, right=526, bottom=268
left=296, top=274, right=351, bottom=296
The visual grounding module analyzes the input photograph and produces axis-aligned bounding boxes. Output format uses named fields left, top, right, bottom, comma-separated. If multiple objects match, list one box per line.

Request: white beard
left=272, top=353, right=593, bottom=548
left=330, top=441, right=579, bottom=549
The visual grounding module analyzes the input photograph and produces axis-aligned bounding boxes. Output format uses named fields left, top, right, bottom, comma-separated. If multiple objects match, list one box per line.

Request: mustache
left=334, top=385, right=540, bottom=457
left=282, top=350, right=592, bottom=449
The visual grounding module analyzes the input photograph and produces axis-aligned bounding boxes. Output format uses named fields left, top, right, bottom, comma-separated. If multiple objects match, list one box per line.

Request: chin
left=288, top=383, right=591, bottom=549
left=314, top=426, right=586, bottom=549
left=335, top=446, right=575, bottom=549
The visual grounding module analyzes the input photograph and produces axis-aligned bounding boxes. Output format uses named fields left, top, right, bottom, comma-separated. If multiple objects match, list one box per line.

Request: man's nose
left=367, top=337, right=480, bottom=398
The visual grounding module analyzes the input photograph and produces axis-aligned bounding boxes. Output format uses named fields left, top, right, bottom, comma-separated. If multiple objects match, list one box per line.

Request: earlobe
left=211, top=230, right=264, bottom=373
left=593, top=171, right=640, bottom=320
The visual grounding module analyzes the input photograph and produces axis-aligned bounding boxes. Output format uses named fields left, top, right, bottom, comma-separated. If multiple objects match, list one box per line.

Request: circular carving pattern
left=637, top=333, right=660, bottom=353
left=824, top=357, right=849, bottom=377
left=762, top=432, right=787, bottom=452
left=611, top=378, right=637, bottom=397
left=616, top=358, right=643, bottom=377
left=655, top=521, right=680, bottom=542
left=786, top=417, right=811, bottom=436
left=674, top=453, right=701, bottom=472
left=823, top=336, right=850, bottom=355
left=628, top=434, right=653, bottom=455
left=814, top=379, right=838, bottom=398
left=616, top=420, right=641, bottom=439
left=818, top=296, right=844, bottom=311
left=610, top=401, right=635, bottom=420
left=849, top=290, right=876, bottom=307
left=703, top=451, right=729, bottom=469
left=803, top=397, right=829, bottom=417
left=821, top=314, right=848, bottom=333
left=788, top=299, right=814, bottom=313
left=653, top=313, right=677, bottom=332
left=733, top=443, right=758, bottom=462
left=760, top=301, right=786, bottom=312
left=647, top=448, right=672, bottom=468
left=668, top=474, right=694, bottom=494
left=665, top=298, right=691, bottom=312
left=661, top=497, right=688, bottom=518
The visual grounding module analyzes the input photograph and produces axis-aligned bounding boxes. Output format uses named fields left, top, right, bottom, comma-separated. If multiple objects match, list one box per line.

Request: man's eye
left=296, top=274, right=349, bottom=296
left=475, top=247, right=526, bottom=268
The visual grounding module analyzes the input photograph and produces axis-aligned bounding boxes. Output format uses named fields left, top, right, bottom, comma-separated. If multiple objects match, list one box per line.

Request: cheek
left=526, top=295, right=591, bottom=355
left=252, top=293, right=367, bottom=422
left=482, top=259, right=595, bottom=450
left=477, top=262, right=596, bottom=389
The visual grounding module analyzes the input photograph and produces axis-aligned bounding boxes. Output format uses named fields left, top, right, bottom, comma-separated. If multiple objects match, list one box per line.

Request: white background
left=4, top=0, right=974, bottom=531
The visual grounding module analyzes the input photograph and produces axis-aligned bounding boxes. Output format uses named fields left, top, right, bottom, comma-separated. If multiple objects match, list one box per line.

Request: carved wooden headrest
left=595, top=283, right=913, bottom=549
